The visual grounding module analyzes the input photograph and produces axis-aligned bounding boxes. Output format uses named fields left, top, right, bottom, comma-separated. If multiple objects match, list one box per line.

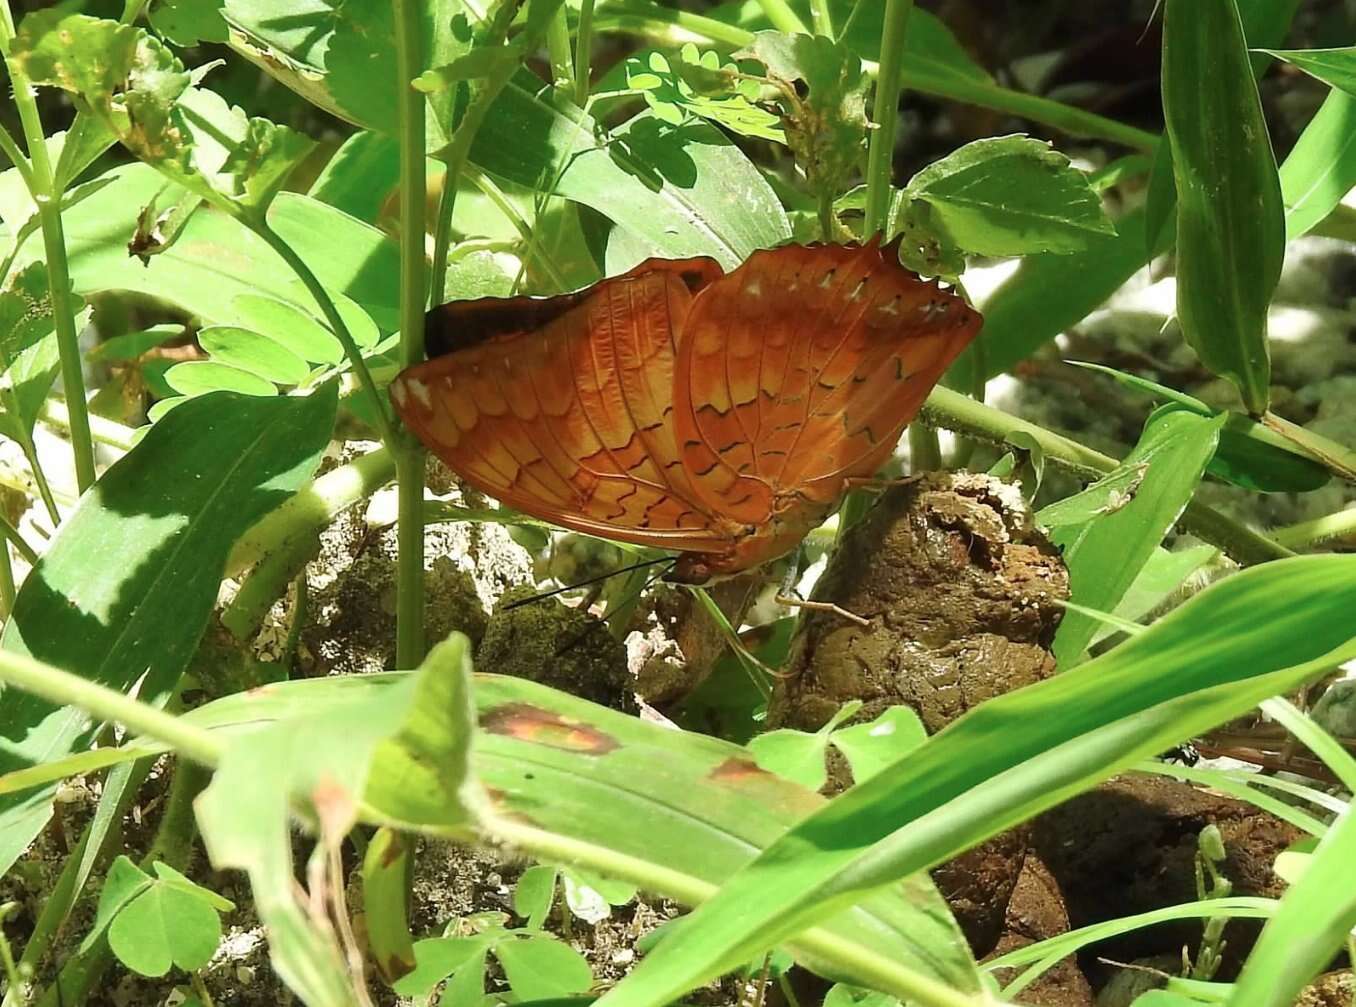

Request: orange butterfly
left=391, top=239, right=981, bottom=584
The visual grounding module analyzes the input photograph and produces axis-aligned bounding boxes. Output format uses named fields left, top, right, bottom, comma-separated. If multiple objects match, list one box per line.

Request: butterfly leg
left=774, top=544, right=871, bottom=628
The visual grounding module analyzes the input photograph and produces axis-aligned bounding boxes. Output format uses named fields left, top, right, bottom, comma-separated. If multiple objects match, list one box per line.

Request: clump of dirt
left=1031, top=772, right=1301, bottom=983
left=770, top=472, right=1069, bottom=734
left=987, top=853, right=1095, bottom=1007
left=476, top=587, right=630, bottom=709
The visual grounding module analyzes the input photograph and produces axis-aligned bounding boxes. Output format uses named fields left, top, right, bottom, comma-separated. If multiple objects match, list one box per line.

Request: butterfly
left=390, top=238, right=982, bottom=585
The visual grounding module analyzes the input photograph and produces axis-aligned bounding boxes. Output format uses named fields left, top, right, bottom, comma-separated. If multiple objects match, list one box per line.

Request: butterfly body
left=392, top=239, right=982, bottom=585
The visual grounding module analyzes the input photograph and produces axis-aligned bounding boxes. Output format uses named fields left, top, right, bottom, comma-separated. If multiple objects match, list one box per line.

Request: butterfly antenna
left=503, top=556, right=675, bottom=610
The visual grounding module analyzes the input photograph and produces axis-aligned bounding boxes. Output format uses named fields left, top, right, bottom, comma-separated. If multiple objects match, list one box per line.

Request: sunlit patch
left=480, top=702, right=620, bottom=754
left=708, top=756, right=776, bottom=784
left=407, top=378, right=433, bottom=409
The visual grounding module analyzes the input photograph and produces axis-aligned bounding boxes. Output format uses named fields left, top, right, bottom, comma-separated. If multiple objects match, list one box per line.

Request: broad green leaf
left=10, top=164, right=400, bottom=336
left=227, top=294, right=344, bottom=365
left=87, top=324, right=185, bottom=364
left=0, top=388, right=336, bottom=876
left=107, top=862, right=228, bottom=976
left=1280, top=88, right=1356, bottom=240
left=1052, top=409, right=1225, bottom=667
left=1162, top=0, right=1284, bottom=414
left=1067, top=361, right=1330, bottom=493
left=308, top=131, right=400, bottom=224
left=749, top=700, right=862, bottom=790
left=828, top=708, right=928, bottom=785
left=1034, top=464, right=1148, bottom=529
left=734, top=32, right=869, bottom=199
left=590, top=556, right=1356, bottom=1007
left=165, top=360, right=277, bottom=397
left=197, top=326, right=311, bottom=385
left=0, top=333, right=66, bottom=448
left=563, top=867, right=636, bottom=921
left=363, top=828, right=416, bottom=984
left=903, top=135, right=1114, bottom=256
left=0, top=262, right=77, bottom=363
left=1261, top=48, right=1356, bottom=98
left=1089, top=545, right=1218, bottom=648
left=395, top=938, right=493, bottom=999
left=957, top=209, right=1147, bottom=383
left=148, top=0, right=228, bottom=45
left=83, top=856, right=155, bottom=951
left=196, top=636, right=476, bottom=1007
left=219, top=1, right=791, bottom=267
left=12, top=13, right=312, bottom=220
left=515, top=865, right=559, bottom=930
left=1228, top=802, right=1356, bottom=1006
left=51, top=670, right=980, bottom=997
left=495, top=936, right=594, bottom=1000
left=416, top=43, right=529, bottom=91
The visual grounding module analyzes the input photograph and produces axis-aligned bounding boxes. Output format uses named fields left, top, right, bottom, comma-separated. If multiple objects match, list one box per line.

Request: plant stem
left=809, top=0, right=834, bottom=38
left=0, top=651, right=225, bottom=769
left=258, top=228, right=396, bottom=448
left=574, top=0, right=598, bottom=105
left=394, top=0, right=429, bottom=668
left=753, top=0, right=808, bottom=34
left=0, top=543, right=13, bottom=617
left=40, top=399, right=136, bottom=452
left=465, top=166, right=570, bottom=291
left=430, top=170, right=458, bottom=308
left=1, top=28, right=98, bottom=492
left=1262, top=411, right=1356, bottom=484
left=907, top=424, right=941, bottom=473
left=1271, top=507, right=1356, bottom=551
left=546, top=2, right=575, bottom=92
left=0, top=120, right=34, bottom=193
left=863, top=0, right=913, bottom=238
left=918, top=386, right=1293, bottom=567
left=0, top=514, right=37, bottom=566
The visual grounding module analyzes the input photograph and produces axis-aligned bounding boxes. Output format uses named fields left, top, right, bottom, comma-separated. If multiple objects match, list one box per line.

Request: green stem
left=40, top=398, right=136, bottom=452
left=919, top=386, right=1293, bottom=567
left=3, top=63, right=98, bottom=492
left=546, top=1, right=575, bottom=92
left=597, top=1, right=1160, bottom=151
left=752, top=0, right=808, bottom=34
left=1262, top=411, right=1356, bottom=484
left=394, top=0, right=429, bottom=669
left=258, top=227, right=396, bottom=448
left=0, top=651, right=225, bottom=769
left=0, top=514, right=37, bottom=566
left=0, top=120, right=34, bottom=193
left=809, top=0, right=834, bottom=38
left=907, top=424, right=941, bottom=473
left=574, top=0, right=598, bottom=105
left=224, top=446, right=397, bottom=638
left=465, top=166, right=570, bottom=291
left=863, top=0, right=913, bottom=238
left=1271, top=507, right=1356, bottom=551
left=0, top=542, right=13, bottom=618
left=430, top=169, right=458, bottom=308
left=15, top=424, right=61, bottom=525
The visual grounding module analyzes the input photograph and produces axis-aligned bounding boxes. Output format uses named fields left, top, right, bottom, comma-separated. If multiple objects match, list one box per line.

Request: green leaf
left=589, top=555, right=1356, bottom=1007
left=84, top=856, right=155, bottom=950
left=956, top=210, right=1147, bottom=384
left=827, top=708, right=928, bottom=785
left=107, top=862, right=229, bottom=977
left=1051, top=409, right=1225, bottom=668
left=165, top=360, right=278, bottom=397
left=308, top=131, right=400, bottom=224
left=226, top=294, right=344, bottom=366
left=197, top=326, right=311, bottom=386
left=148, top=0, right=228, bottom=45
left=1067, top=360, right=1330, bottom=493
left=416, top=43, right=529, bottom=91
left=1280, top=88, right=1356, bottom=240
left=0, top=333, right=66, bottom=448
left=0, top=388, right=337, bottom=876
left=1035, top=463, right=1148, bottom=529
left=749, top=701, right=862, bottom=790
left=87, top=324, right=184, bottom=364
left=0, top=262, right=80, bottom=363
left=1163, top=0, right=1285, bottom=414
left=515, top=865, right=559, bottom=930
left=495, top=936, right=594, bottom=1001
left=395, top=938, right=493, bottom=999
left=197, top=636, right=479, bottom=1007
left=12, top=13, right=312, bottom=220
left=1261, top=47, right=1356, bottom=98
left=363, top=828, right=416, bottom=985
left=734, top=32, right=869, bottom=198
left=903, top=135, right=1114, bottom=255
left=1228, top=790, right=1356, bottom=1006
left=1088, top=545, right=1218, bottom=648
left=624, top=48, right=785, bottom=144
